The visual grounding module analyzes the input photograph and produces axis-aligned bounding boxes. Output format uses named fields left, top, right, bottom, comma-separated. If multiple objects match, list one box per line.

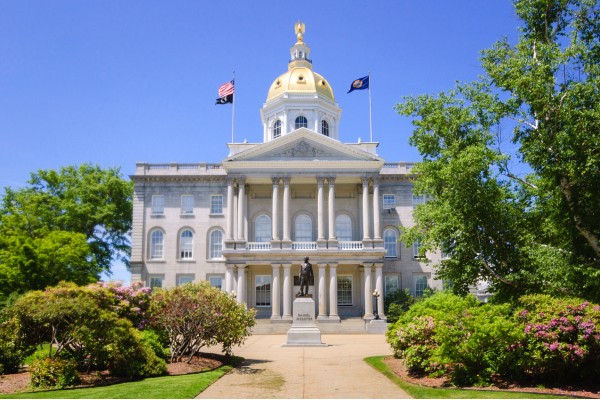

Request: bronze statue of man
left=299, top=256, right=313, bottom=296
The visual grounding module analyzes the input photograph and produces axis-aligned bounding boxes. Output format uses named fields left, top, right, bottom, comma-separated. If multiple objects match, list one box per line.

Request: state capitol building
left=130, top=24, right=443, bottom=324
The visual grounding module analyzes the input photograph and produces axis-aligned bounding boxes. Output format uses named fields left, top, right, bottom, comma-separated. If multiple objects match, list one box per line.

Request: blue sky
left=0, top=1, right=521, bottom=283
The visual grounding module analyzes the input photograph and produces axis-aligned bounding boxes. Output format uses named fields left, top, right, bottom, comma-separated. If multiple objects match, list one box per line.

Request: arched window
left=321, top=120, right=329, bottom=136
left=179, top=229, right=193, bottom=259
left=384, top=229, right=398, bottom=258
left=209, top=229, right=223, bottom=259
left=150, top=230, right=164, bottom=259
left=273, top=120, right=281, bottom=138
left=294, top=213, right=313, bottom=242
left=255, top=214, right=272, bottom=242
left=335, top=214, right=352, bottom=241
left=295, top=116, right=308, bottom=129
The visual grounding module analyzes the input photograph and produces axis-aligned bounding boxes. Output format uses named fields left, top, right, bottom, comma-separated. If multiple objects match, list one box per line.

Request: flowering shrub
left=0, top=318, right=31, bottom=374
left=30, top=356, right=79, bottom=389
left=387, top=292, right=600, bottom=385
left=515, top=294, right=600, bottom=380
left=88, top=281, right=152, bottom=329
left=7, top=282, right=165, bottom=378
left=150, top=282, right=256, bottom=362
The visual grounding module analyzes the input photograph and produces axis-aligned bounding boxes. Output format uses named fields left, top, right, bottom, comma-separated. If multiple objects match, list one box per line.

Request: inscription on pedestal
left=283, top=297, right=326, bottom=347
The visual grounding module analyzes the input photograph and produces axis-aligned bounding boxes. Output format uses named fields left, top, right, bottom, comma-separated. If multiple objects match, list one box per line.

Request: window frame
left=294, top=213, right=313, bottom=242
left=176, top=274, right=194, bottom=286
left=384, top=228, right=398, bottom=258
left=179, top=229, right=194, bottom=260
left=414, top=274, right=429, bottom=297
left=337, top=275, right=353, bottom=306
left=273, top=119, right=282, bottom=138
left=151, top=195, right=165, bottom=215
left=181, top=195, right=194, bottom=215
left=385, top=275, right=400, bottom=297
left=295, top=115, right=308, bottom=130
left=209, top=229, right=224, bottom=260
left=321, top=120, right=329, bottom=136
left=255, top=275, right=271, bottom=307
left=149, top=275, right=164, bottom=289
left=335, top=214, right=353, bottom=241
left=149, top=229, right=165, bottom=260
left=210, top=195, right=224, bottom=215
left=383, top=194, right=395, bottom=210
left=207, top=274, right=224, bottom=290
left=254, top=214, right=272, bottom=242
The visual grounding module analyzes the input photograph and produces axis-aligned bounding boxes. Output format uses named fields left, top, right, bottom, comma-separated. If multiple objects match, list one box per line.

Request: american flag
left=218, top=80, right=235, bottom=97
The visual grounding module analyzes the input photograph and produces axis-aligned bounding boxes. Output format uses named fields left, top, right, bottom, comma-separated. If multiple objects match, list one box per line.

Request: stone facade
left=130, top=25, right=443, bottom=322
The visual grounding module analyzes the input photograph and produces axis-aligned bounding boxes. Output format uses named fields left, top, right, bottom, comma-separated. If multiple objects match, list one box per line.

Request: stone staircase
left=250, top=317, right=386, bottom=334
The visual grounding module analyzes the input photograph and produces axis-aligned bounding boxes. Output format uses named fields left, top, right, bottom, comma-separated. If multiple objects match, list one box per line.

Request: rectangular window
left=413, top=239, right=422, bottom=258
left=337, top=275, right=353, bottom=306
left=412, top=194, right=426, bottom=209
left=152, top=195, right=165, bottom=215
left=176, top=274, right=194, bottom=286
left=181, top=195, right=194, bottom=214
left=414, top=275, right=429, bottom=297
left=385, top=275, right=399, bottom=297
left=149, top=275, right=164, bottom=289
left=383, top=194, right=395, bottom=210
left=255, top=275, right=271, bottom=306
left=208, top=275, right=224, bottom=290
left=210, top=195, right=223, bottom=215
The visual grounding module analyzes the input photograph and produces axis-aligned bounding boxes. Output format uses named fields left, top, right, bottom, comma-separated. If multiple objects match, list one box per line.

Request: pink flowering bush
left=87, top=281, right=152, bottom=329
left=149, top=282, right=255, bottom=362
left=515, top=294, right=600, bottom=380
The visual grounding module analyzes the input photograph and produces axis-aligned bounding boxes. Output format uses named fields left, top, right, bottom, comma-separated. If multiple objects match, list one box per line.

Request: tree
left=149, top=282, right=256, bottom=362
left=397, top=0, right=600, bottom=301
left=0, top=164, right=133, bottom=298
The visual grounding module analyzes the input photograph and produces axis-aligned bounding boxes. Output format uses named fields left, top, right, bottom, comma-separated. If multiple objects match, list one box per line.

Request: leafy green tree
left=397, top=0, right=600, bottom=301
left=0, top=164, right=132, bottom=298
left=149, top=282, right=256, bottom=362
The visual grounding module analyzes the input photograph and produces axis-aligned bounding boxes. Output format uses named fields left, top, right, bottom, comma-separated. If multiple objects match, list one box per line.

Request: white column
left=237, top=177, right=246, bottom=241
left=282, top=264, right=292, bottom=320
left=375, top=264, right=385, bottom=319
left=282, top=178, right=291, bottom=241
left=328, top=263, right=339, bottom=320
left=317, top=177, right=325, bottom=240
left=327, top=177, right=336, bottom=241
left=271, top=177, right=280, bottom=241
left=271, top=264, right=281, bottom=320
left=362, top=177, right=371, bottom=240
left=317, top=263, right=327, bottom=320
left=373, top=178, right=381, bottom=240
left=364, top=264, right=374, bottom=319
left=226, top=177, right=235, bottom=240
left=236, top=265, right=247, bottom=307
left=225, top=265, right=234, bottom=293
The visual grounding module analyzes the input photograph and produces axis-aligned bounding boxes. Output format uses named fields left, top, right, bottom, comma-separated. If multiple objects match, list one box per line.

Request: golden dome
left=266, top=67, right=335, bottom=102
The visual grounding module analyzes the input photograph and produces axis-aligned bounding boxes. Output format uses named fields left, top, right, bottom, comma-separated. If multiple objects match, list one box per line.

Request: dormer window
left=273, top=120, right=282, bottom=138
left=295, top=116, right=308, bottom=129
left=321, top=120, right=329, bottom=136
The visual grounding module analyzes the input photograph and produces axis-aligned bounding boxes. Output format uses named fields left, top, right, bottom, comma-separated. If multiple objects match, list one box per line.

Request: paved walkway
left=197, top=334, right=411, bottom=399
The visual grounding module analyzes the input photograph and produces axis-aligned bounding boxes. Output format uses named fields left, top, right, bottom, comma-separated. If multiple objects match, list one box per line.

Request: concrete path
left=197, top=334, right=411, bottom=399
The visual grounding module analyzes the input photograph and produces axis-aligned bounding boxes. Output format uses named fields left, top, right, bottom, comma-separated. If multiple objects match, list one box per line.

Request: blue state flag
left=347, top=75, right=369, bottom=93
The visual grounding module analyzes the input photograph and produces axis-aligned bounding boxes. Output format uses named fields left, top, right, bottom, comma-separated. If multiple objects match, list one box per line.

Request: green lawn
left=1, top=365, right=233, bottom=399
left=365, top=356, right=572, bottom=399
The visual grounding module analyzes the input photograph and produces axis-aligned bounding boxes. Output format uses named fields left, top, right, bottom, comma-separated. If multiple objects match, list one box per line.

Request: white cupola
left=260, top=22, right=342, bottom=142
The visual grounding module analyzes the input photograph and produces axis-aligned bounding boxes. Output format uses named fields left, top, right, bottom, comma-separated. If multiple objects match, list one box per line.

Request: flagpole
left=368, top=71, right=373, bottom=142
left=231, top=71, right=235, bottom=144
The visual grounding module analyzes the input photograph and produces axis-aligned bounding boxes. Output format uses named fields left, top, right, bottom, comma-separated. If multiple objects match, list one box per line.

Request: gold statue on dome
left=295, top=21, right=305, bottom=42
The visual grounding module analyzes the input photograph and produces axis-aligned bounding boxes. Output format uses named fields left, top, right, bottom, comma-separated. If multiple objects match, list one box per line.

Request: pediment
left=224, top=129, right=382, bottom=163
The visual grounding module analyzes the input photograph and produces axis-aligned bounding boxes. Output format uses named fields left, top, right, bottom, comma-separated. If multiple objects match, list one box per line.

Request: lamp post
left=372, top=289, right=381, bottom=320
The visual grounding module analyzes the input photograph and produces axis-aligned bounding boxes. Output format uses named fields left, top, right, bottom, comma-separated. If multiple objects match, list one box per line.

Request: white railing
left=291, top=242, right=318, bottom=250
left=338, top=241, right=363, bottom=250
left=246, top=242, right=272, bottom=251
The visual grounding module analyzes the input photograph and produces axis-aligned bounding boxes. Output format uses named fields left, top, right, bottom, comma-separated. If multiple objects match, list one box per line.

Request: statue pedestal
left=283, top=297, right=326, bottom=347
